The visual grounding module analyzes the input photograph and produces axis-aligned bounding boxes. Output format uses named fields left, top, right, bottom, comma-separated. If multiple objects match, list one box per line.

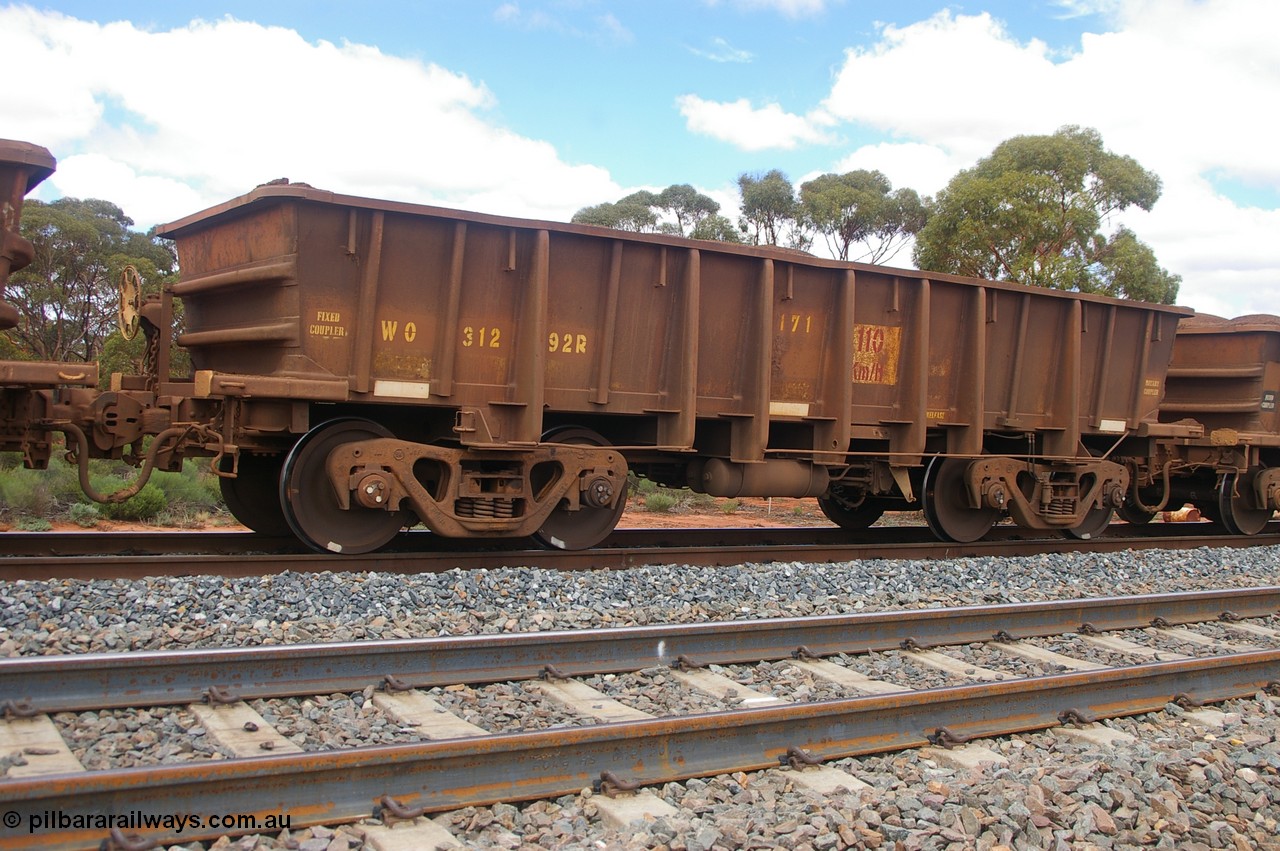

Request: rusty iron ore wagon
left=0, top=139, right=1233, bottom=554
left=0, top=141, right=103, bottom=449
left=1119, top=314, right=1280, bottom=534
left=0, top=140, right=55, bottom=331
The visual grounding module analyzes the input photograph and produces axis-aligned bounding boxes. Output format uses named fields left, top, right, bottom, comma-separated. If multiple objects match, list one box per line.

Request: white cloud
left=831, top=142, right=962, bottom=197
left=1050, top=0, right=1124, bottom=18
left=53, top=154, right=207, bottom=228
left=677, top=95, right=834, bottom=151
left=704, top=0, right=830, bottom=18
left=688, top=36, right=754, bottom=63
left=3, top=8, right=623, bottom=227
left=492, top=3, right=633, bottom=43
left=812, top=1, right=1280, bottom=316
left=823, top=11, right=1062, bottom=162
left=3, top=9, right=105, bottom=147
left=1124, top=178, right=1280, bottom=318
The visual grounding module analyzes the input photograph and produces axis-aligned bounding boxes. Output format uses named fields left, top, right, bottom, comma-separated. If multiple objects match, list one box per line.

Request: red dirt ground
left=617, top=495, right=836, bottom=529
left=10, top=495, right=840, bottom=535
left=6, top=496, right=1196, bottom=536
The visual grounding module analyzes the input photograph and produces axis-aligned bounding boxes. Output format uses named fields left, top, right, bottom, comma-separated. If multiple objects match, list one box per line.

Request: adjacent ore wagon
left=0, top=140, right=102, bottom=458
left=1120, top=314, right=1280, bottom=534
left=0, top=142, right=1200, bottom=553
left=0, top=140, right=55, bottom=329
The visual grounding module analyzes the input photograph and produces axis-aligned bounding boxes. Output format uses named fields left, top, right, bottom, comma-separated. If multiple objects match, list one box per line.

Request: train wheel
left=280, top=419, right=411, bottom=554
left=532, top=427, right=627, bottom=551
left=922, top=456, right=999, bottom=543
left=219, top=453, right=292, bottom=536
left=1064, top=505, right=1114, bottom=540
left=1217, top=470, right=1274, bottom=536
left=817, top=484, right=885, bottom=529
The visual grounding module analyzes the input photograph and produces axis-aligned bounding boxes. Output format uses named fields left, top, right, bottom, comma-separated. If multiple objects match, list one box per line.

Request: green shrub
left=643, top=491, right=677, bottom=513
left=635, top=476, right=659, bottom=495
left=154, top=507, right=212, bottom=529
left=0, top=470, right=55, bottom=517
left=88, top=473, right=130, bottom=502
left=685, top=491, right=716, bottom=509
left=720, top=498, right=740, bottom=514
left=0, top=451, right=223, bottom=525
left=47, top=464, right=87, bottom=503
left=152, top=463, right=221, bottom=511
left=68, top=502, right=100, bottom=528
left=15, top=516, right=52, bottom=531
left=101, top=482, right=168, bottom=521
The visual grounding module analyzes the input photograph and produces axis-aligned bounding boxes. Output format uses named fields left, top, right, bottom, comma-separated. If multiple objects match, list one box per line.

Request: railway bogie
left=4, top=138, right=1277, bottom=551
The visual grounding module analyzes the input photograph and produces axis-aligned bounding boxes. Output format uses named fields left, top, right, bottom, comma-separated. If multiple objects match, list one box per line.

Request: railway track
left=3, top=587, right=1279, bottom=850
left=2, top=521, right=1278, bottom=580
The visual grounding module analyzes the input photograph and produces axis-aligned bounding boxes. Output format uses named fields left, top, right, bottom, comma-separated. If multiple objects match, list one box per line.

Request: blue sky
left=32, top=0, right=1108, bottom=189
left=5, top=1, right=1280, bottom=317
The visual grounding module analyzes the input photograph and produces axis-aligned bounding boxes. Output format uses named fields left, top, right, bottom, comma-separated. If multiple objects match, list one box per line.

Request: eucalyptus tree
left=913, top=126, right=1179, bottom=303
left=655, top=184, right=721, bottom=236
left=571, top=191, right=660, bottom=232
left=737, top=169, right=810, bottom=249
left=799, top=169, right=926, bottom=263
left=573, top=185, right=733, bottom=240
left=7, top=198, right=176, bottom=363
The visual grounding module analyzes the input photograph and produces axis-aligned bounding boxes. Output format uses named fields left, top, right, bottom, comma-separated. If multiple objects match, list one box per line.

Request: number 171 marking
left=779, top=314, right=813, bottom=333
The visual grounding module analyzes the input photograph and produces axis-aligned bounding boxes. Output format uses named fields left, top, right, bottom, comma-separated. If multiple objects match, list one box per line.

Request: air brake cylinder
left=0, top=140, right=57, bottom=330
left=694, top=458, right=831, bottom=498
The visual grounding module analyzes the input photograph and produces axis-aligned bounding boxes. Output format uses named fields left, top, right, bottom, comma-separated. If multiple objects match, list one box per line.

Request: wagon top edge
left=0, top=139, right=56, bottom=191
left=156, top=179, right=1193, bottom=317
left=1176, top=313, right=1280, bottom=334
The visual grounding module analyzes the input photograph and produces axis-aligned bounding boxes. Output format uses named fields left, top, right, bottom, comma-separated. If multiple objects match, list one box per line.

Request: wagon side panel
left=172, top=202, right=305, bottom=379
left=1162, top=319, right=1280, bottom=435
left=1076, top=300, right=1181, bottom=438
left=362, top=210, right=459, bottom=398
left=767, top=262, right=853, bottom=463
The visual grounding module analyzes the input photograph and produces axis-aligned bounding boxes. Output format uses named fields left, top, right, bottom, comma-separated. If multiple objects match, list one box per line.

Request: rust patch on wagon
left=373, top=352, right=432, bottom=380
left=852, top=324, right=900, bottom=385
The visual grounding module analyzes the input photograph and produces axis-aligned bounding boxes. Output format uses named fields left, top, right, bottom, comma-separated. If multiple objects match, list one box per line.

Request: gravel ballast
left=2, top=542, right=1279, bottom=849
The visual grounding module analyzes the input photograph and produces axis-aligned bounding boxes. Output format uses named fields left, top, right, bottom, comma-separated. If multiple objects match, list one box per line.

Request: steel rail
left=3, top=650, right=1278, bottom=851
left=2, top=525, right=1278, bottom=581
left=5, top=587, right=1278, bottom=714
left=1, top=521, right=1264, bottom=558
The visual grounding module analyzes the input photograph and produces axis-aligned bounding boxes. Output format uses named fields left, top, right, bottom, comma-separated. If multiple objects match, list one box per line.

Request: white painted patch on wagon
left=373, top=379, right=432, bottom=399
left=769, top=401, right=810, bottom=417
